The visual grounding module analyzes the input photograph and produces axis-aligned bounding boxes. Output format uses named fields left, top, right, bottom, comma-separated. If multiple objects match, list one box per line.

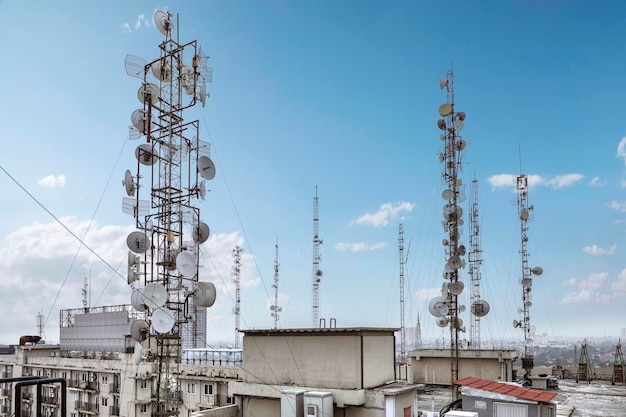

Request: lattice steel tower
left=398, top=223, right=407, bottom=363
left=232, top=246, right=243, bottom=348
left=468, top=175, right=483, bottom=348
left=312, top=186, right=323, bottom=328
left=271, top=237, right=282, bottom=329
left=123, top=10, right=217, bottom=417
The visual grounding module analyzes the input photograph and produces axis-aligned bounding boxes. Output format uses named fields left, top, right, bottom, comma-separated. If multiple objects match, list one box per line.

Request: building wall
left=362, top=334, right=396, bottom=388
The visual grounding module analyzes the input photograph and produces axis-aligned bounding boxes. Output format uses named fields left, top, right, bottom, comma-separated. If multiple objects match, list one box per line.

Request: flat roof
left=241, top=327, right=399, bottom=335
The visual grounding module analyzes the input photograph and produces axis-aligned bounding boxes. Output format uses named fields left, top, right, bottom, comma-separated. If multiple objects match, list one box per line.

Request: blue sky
left=1, top=0, right=625, bottom=348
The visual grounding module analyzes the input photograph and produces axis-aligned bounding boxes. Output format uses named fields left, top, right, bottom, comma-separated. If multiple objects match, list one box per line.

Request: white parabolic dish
left=152, top=308, right=176, bottom=333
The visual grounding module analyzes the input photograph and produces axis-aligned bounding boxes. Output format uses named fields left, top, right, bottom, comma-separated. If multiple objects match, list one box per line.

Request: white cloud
left=486, top=174, right=516, bottom=189
left=617, top=137, right=626, bottom=165
left=582, top=244, right=617, bottom=255
left=608, top=200, right=626, bottom=212
left=415, top=287, right=441, bottom=301
left=589, top=176, right=602, bottom=187
left=612, top=269, right=626, bottom=296
left=349, top=202, right=414, bottom=228
left=38, top=174, right=66, bottom=188
left=122, top=23, right=131, bottom=33
left=122, top=14, right=151, bottom=33
left=334, top=241, right=388, bottom=252
left=561, top=272, right=609, bottom=304
left=545, top=174, right=584, bottom=189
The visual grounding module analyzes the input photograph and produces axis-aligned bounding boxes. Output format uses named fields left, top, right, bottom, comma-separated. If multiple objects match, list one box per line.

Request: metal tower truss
left=271, top=237, right=282, bottom=329
left=431, top=69, right=468, bottom=399
left=123, top=10, right=217, bottom=417
left=468, top=175, right=484, bottom=349
left=398, top=224, right=407, bottom=363
left=312, top=186, right=323, bottom=328
left=232, top=246, right=243, bottom=348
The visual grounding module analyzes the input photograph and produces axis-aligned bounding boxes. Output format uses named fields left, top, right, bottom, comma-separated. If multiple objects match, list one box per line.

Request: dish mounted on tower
left=121, top=9, right=217, bottom=415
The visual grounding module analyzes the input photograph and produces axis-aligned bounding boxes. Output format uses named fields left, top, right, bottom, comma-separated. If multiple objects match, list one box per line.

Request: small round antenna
left=152, top=307, right=176, bottom=333
left=127, top=231, right=150, bottom=253
left=130, top=319, right=149, bottom=342
left=176, top=251, right=197, bottom=278
left=436, top=316, right=449, bottom=327
left=151, top=59, right=172, bottom=82
left=439, top=103, right=452, bottom=117
left=133, top=342, right=143, bottom=365
left=131, top=289, right=146, bottom=311
left=449, top=281, right=464, bottom=295
left=123, top=170, right=136, bottom=197
left=142, top=283, right=168, bottom=309
left=531, top=266, right=543, bottom=276
left=137, top=83, right=160, bottom=105
left=471, top=300, right=490, bottom=317
left=196, top=82, right=209, bottom=107
left=135, top=144, right=157, bottom=166
left=153, top=10, right=173, bottom=37
left=192, top=222, right=210, bottom=243
left=197, top=156, right=216, bottom=180
left=193, top=282, right=216, bottom=307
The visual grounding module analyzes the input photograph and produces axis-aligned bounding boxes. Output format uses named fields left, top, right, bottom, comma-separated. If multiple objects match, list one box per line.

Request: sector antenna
left=121, top=9, right=217, bottom=416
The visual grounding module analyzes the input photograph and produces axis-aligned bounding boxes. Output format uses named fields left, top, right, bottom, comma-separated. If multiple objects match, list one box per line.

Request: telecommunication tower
left=468, top=174, right=489, bottom=349
left=37, top=311, right=46, bottom=341
left=232, top=246, right=243, bottom=348
left=312, top=186, right=323, bottom=328
left=398, top=223, right=407, bottom=363
left=613, top=339, right=625, bottom=384
left=513, top=172, right=543, bottom=381
left=270, top=237, right=282, bottom=329
left=430, top=69, right=469, bottom=399
left=576, top=339, right=595, bottom=383
left=122, top=10, right=217, bottom=417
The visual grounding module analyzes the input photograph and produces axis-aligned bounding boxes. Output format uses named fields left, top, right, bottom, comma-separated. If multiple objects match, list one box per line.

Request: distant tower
left=468, top=174, right=489, bottom=349
left=433, top=69, right=468, bottom=399
left=312, top=186, right=323, bottom=328
left=613, top=339, right=624, bottom=384
left=36, top=311, right=46, bottom=341
left=514, top=171, right=543, bottom=380
left=576, top=339, right=596, bottom=383
left=81, top=276, right=89, bottom=309
left=414, top=312, right=422, bottom=349
left=270, top=237, right=282, bottom=329
left=398, top=224, right=407, bottom=363
left=232, top=245, right=243, bottom=348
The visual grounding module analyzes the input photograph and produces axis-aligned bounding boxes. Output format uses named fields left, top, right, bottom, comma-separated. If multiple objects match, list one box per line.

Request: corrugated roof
left=453, top=377, right=557, bottom=403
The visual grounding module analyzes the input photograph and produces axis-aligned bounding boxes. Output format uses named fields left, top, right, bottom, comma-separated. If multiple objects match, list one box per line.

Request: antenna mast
left=312, top=186, right=323, bottom=328
left=232, top=246, right=243, bottom=348
left=398, top=224, right=407, bottom=363
left=123, top=10, right=217, bottom=417
left=82, top=276, right=89, bottom=309
left=271, top=237, right=282, bottom=329
left=468, top=174, right=483, bottom=348
left=433, top=69, right=468, bottom=399
left=515, top=170, right=543, bottom=381
left=37, top=311, right=46, bottom=341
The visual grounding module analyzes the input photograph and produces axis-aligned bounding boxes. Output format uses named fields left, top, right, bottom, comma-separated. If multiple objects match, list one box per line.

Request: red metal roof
left=453, top=377, right=557, bottom=403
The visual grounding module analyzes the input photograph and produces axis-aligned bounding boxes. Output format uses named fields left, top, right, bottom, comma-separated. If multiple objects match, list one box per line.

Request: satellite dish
left=453, top=119, right=464, bottom=131
left=456, top=111, right=466, bottom=121
left=459, top=304, right=466, bottom=313
left=137, top=83, right=160, bottom=105
left=437, top=119, right=447, bottom=130
left=439, top=78, right=448, bottom=89
left=123, top=170, right=136, bottom=197
left=194, top=282, right=216, bottom=307
left=151, top=59, right=172, bottom=82
left=525, top=300, right=532, bottom=307
left=520, top=210, right=529, bottom=220
left=521, top=277, right=532, bottom=287
left=133, top=342, right=143, bottom=365
left=198, top=156, right=216, bottom=180
left=130, top=320, right=149, bottom=342
left=458, top=245, right=466, bottom=256
left=531, top=266, right=543, bottom=276
left=447, top=255, right=462, bottom=270
left=438, top=103, right=452, bottom=117
left=131, top=289, right=147, bottom=311
left=128, top=251, right=140, bottom=284
left=152, top=307, right=176, bottom=333
left=131, top=109, right=147, bottom=132
left=127, top=231, right=150, bottom=254
left=441, top=189, right=453, bottom=200
left=457, top=139, right=467, bottom=151
left=513, top=319, right=521, bottom=328
left=449, top=281, right=464, bottom=295
left=197, top=181, right=207, bottom=200
left=192, top=222, right=210, bottom=243
left=135, top=144, right=157, bottom=166
left=196, top=82, right=209, bottom=107
left=471, top=300, right=490, bottom=317
left=442, top=238, right=449, bottom=246
left=153, top=10, right=173, bottom=37
left=428, top=296, right=447, bottom=317
left=436, top=316, right=448, bottom=328
left=142, top=283, right=168, bottom=309
left=176, top=251, right=197, bottom=277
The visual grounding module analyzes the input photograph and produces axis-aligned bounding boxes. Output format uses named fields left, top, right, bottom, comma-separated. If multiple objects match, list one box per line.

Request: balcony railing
left=67, top=380, right=99, bottom=391
left=74, top=401, right=98, bottom=413
left=42, top=395, right=59, bottom=405
left=109, top=383, right=120, bottom=394
left=0, top=388, right=10, bottom=397
left=109, top=405, right=120, bottom=416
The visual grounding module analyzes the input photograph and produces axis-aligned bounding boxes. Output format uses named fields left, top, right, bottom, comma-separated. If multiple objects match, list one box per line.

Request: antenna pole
left=435, top=69, right=467, bottom=399
left=271, top=237, right=282, bottom=329
left=232, top=246, right=243, bottom=348
left=399, top=224, right=407, bottom=363
left=312, top=186, right=323, bottom=328
left=469, top=174, right=482, bottom=349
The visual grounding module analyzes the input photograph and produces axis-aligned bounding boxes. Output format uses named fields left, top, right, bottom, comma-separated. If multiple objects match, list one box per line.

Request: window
left=36, top=370, right=41, bottom=376
left=226, top=396, right=233, bottom=404
left=187, top=383, right=196, bottom=394
left=62, top=372, right=67, bottom=380
left=203, top=384, right=213, bottom=395
left=81, top=373, right=87, bottom=382
left=140, top=404, right=148, bottom=414
left=140, top=380, right=148, bottom=390
left=101, top=397, right=108, bottom=407
left=101, top=376, right=108, bottom=385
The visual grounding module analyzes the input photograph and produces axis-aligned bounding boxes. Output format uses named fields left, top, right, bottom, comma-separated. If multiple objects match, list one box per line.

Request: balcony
left=42, top=395, right=59, bottom=406
left=67, top=380, right=99, bottom=392
left=108, top=383, right=120, bottom=394
left=0, top=406, right=10, bottom=415
left=21, top=392, right=33, bottom=402
left=0, top=388, right=10, bottom=398
left=109, top=405, right=120, bottom=416
left=74, top=401, right=98, bottom=414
